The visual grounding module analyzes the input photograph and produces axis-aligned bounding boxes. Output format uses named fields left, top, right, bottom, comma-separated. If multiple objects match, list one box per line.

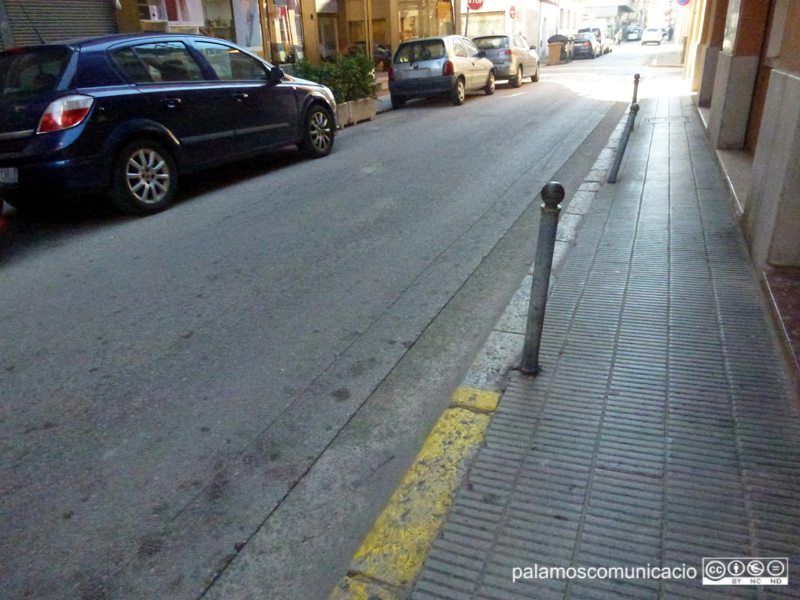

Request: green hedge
left=293, top=54, right=382, bottom=103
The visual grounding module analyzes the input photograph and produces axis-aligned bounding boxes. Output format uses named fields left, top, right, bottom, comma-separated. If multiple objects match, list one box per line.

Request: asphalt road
left=0, top=41, right=673, bottom=600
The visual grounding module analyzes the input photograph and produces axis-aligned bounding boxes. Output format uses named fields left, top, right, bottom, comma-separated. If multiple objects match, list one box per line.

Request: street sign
left=509, top=5, right=516, bottom=19
left=467, top=0, right=484, bottom=10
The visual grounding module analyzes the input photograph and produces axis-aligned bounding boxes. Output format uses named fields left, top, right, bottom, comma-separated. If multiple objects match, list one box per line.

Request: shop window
left=315, top=0, right=349, bottom=62
left=317, top=14, right=339, bottom=61
left=201, top=0, right=235, bottom=42
left=137, top=0, right=262, bottom=50
left=272, top=0, right=305, bottom=63
left=399, top=0, right=453, bottom=42
left=231, top=0, right=263, bottom=50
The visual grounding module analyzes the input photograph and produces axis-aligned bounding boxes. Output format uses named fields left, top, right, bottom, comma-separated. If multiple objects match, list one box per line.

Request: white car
left=641, top=28, right=663, bottom=45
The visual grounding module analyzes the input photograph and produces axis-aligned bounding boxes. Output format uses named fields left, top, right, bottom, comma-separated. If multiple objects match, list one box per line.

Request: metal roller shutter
left=4, top=0, right=117, bottom=47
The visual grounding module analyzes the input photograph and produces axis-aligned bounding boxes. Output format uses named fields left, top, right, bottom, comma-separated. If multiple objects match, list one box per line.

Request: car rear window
left=394, top=40, right=446, bottom=64
left=575, top=33, right=594, bottom=40
left=473, top=36, right=510, bottom=49
left=0, top=46, right=72, bottom=99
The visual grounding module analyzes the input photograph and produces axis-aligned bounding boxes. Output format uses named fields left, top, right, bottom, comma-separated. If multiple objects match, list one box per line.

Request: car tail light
left=443, top=60, right=454, bottom=76
left=388, top=66, right=395, bottom=81
left=37, top=95, right=95, bottom=134
left=501, top=49, right=512, bottom=55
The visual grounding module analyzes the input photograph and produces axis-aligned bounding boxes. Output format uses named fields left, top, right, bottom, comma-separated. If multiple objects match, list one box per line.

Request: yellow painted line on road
left=329, top=577, right=399, bottom=600
left=450, top=386, right=500, bottom=413
left=329, top=387, right=499, bottom=599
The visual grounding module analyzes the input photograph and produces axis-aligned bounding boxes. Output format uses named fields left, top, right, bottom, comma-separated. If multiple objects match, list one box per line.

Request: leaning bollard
left=521, top=182, right=565, bottom=375
left=607, top=102, right=639, bottom=184
left=608, top=73, right=642, bottom=184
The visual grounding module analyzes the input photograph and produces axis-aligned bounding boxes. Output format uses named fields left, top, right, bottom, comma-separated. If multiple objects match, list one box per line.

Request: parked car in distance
left=0, top=33, right=337, bottom=216
left=641, top=28, right=664, bottom=45
left=572, top=32, right=602, bottom=59
left=472, top=33, right=539, bottom=88
left=388, top=35, right=495, bottom=109
left=578, top=27, right=611, bottom=53
left=627, top=27, right=642, bottom=41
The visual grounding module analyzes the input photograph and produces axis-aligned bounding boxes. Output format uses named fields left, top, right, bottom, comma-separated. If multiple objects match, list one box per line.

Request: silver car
left=472, top=34, right=540, bottom=88
left=388, top=35, right=496, bottom=109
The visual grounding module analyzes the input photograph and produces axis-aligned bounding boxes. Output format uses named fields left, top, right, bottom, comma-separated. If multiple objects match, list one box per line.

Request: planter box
left=337, top=98, right=377, bottom=128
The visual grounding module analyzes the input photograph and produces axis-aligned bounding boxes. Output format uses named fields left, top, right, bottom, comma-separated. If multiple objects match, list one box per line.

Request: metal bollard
left=608, top=74, right=642, bottom=184
left=521, top=182, right=565, bottom=375
left=607, top=102, right=639, bottom=184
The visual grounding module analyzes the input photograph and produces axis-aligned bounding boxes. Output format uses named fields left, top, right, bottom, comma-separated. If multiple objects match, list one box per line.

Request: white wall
left=460, top=0, right=587, bottom=58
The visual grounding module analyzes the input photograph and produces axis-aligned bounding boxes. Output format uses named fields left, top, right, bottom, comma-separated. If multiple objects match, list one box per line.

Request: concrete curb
left=328, top=98, right=632, bottom=600
left=463, top=112, right=627, bottom=394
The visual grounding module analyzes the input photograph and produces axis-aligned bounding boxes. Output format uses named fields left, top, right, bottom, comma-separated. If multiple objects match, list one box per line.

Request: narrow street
left=1, top=42, right=680, bottom=600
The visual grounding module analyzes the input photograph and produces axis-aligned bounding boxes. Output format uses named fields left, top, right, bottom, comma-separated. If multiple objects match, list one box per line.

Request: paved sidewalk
left=409, top=86, right=800, bottom=597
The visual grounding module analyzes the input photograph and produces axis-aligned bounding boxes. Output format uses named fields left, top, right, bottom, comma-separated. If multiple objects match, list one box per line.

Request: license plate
left=0, top=167, right=18, bottom=184
left=407, top=69, right=431, bottom=79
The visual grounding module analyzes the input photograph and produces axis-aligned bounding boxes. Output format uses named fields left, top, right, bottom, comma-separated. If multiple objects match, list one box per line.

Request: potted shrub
left=294, top=54, right=381, bottom=127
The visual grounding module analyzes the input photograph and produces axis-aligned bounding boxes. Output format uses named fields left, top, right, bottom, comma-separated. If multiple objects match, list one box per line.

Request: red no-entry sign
left=467, top=0, right=484, bottom=10
left=510, top=5, right=516, bottom=18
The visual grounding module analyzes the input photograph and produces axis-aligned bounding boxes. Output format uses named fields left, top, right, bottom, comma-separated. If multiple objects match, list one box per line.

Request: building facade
left=685, top=0, right=799, bottom=269
left=459, top=0, right=589, bottom=61
left=129, top=0, right=458, bottom=67
left=0, top=0, right=588, bottom=69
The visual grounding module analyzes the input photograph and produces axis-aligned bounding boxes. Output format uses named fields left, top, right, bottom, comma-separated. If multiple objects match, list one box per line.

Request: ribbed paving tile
left=411, top=93, right=800, bottom=600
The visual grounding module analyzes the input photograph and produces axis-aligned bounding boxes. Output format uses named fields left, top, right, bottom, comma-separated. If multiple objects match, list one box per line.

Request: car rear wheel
left=111, top=139, right=177, bottom=216
left=391, top=94, right=406, bottom=110
left=511, top=67, right=522, bottom=88
left=484, top=71, right=495, bottom=95
left=450, top=78, right=466, bottom=105
left=300, top=105, right=334, bottom=159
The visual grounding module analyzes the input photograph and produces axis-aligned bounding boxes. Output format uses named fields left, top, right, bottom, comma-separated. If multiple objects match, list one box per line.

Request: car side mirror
left=476, top=50, right=485, bottom=58
left=271, top=66, right=284, bottom=82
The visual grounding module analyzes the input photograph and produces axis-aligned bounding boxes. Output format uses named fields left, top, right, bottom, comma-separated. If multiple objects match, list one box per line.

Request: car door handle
left=232, top=92, right=249, bottom=101
left=160, top=97, right=182, bottom=108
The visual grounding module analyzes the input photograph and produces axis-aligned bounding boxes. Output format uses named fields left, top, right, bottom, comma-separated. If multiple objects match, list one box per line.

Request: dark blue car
left=0, top=34, right=337, bottom=215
